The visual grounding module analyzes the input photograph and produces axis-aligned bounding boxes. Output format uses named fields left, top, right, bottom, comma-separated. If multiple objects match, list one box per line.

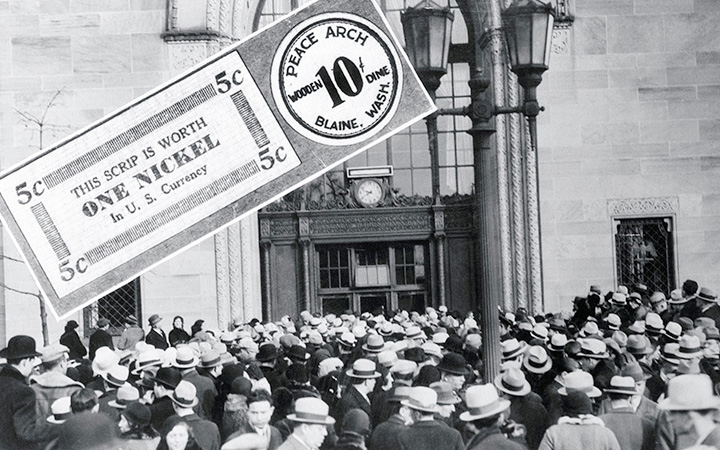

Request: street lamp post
left=402, top=0, right=555, bottom=380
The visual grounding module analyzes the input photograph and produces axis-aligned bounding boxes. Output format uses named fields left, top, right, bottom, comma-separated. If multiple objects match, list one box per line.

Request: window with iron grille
left=83, top=278, right=141, bottom=337
left=614, top=217, right=675, bottom=296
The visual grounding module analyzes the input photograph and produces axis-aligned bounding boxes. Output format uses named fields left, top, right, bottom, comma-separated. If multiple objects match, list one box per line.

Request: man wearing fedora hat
left=174, top=345, right=218, bottom=421
left=226, top=390, right=283, bottom=450
left=370, top=386, right=414, bottom=450
left=396, top=387, right=464, bottom=450
left=338, top=359, right=381, bottom=430
left=0, top=335, right=60, bottom=449
left=659, top=374, right=720, bottom=448
left=495, top=368, right=550, bottom=450
left=146, top=313, right=169, bottom=350
left=277, top=397, right=335, bottom=450
left=460, top=384, right=524, bottom=450
left=116, top=314, right=145, bottom=351
left=59, top=320, right=87, bottom=362
left=697, top=287, right=720, bottom=330
left=598, top=376, right=654, bottom=450
left=169, top=379, right=221, bottom=450
left=149, top=366, right=183, bottom=432
left=88, top=317, right=114, bottom=361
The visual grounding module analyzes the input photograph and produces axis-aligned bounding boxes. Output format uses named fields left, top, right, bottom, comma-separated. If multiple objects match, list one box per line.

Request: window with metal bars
left=83, top=278, right=141, bottom=337
left=614, top=217, right=675, bottom=296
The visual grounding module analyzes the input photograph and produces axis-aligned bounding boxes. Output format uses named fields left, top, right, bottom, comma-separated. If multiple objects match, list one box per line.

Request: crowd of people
left=2, top=279, right=720, bottom=450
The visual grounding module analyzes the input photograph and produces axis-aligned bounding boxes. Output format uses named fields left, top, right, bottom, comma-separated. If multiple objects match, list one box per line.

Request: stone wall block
left=99, top=11, right=164, bottom=34
left=638, top=86, right=697, bottom=102
left=637, top=52, right=696, bottom=68
left=71, top=0, right=129, bottom=12
left=42, top=73, right=103, bottom=90
left=72, top=87, right=135, bottom=111
left=634, top=0, right=694, bottom=14
left=665, top=14, right=720, bottom=53
left=12, top=36, right=71, bottom=75
left=607, top=15, right=664, bottom=54
left=699, top=119, right=720, bottom=141
left=584, top=160, right=641, bottom=177
left=641, top=157, right=701, bottom=174
left=608, top=102, right=668, bottom=122
left=132, top=34, right=168, bottom=72
left=575, top=0, right=633, bottom=16
left=10, top=0, right=68, bottom=14
left=0, top=15, right=39, bottom=37
left=611, top=143, right=669, bottom=159
left=574, top=16, right=607, bottom=56
left=72, top=34, right=131, bottom=73
left=39, top=13, right=100, bottom=36
left=609, top=68, right=667, bottom=88
left=639, top=120, right=699, bottom=144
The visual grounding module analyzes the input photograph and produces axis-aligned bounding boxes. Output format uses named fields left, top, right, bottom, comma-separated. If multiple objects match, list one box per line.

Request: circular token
left=271, top=13, right=402, bottom=146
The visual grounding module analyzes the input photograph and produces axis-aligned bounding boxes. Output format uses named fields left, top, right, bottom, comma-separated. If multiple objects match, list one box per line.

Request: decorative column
left=433, top=209, right=447, bottom=307
left=298, top=215, right=312, bottom=312
left=260, top=218, right=273, bottom=321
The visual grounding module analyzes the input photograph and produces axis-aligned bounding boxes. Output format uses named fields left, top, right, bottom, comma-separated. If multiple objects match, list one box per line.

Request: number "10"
left=316, top=57, right=364, bottom=108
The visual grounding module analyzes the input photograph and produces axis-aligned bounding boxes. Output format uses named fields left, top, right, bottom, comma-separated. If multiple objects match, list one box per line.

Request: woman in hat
left=59, top=320, right=87, bottom=361
left=118, top=401, right=160, bottom=449
left=169, top=316, right=191, bottom=347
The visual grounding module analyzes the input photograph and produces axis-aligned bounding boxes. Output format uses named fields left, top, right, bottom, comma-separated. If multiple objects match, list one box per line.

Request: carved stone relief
left=607, top=197, right=679, bottom=216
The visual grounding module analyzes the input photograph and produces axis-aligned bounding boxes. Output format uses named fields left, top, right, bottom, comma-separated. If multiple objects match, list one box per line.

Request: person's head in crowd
left=160, top=416, right=200, bottom=450
left=659, top=374, right=720, bottom=442
left=650, top=292, right=668, bottom=314
left=402, top=386, right=440, bottom=423
left=682, top=279, right=699, bottom=299
left=198, top=349, right=224, bottom=379
left=153, top=366, right=183, bottom=401
left=39, top=343, right=70, bottom=375
left=561, top=390, right=594, bottom=418
left=346, top=359, right=380, bottom=395
left=414, top=364, right=441, bottom=387
left=437, top=353, right=469, bottom=391
left=190, top=319, right=204, bottom=337
left=387, top=386, right=414, bottom=424
left=102, top=364, right=129, bottom=392
left=170, top=380, right=199, bottom=416
left=70, top=387, right=99, bottom=414
left=431, top=381, right=461, bottom=418
left=339, top=408, right=371, bottom=440
left=54, top=412, right=122, bottom=450
left=172, top=315, right=186, bottom=331
left=286, top=363, right=311, bottom=386
left=460, top=384, right=511, bottom=437
left=287, top=397, right=335, bottom=450
left=118, top=401, right=157, bottom=440
left=620, top=363, right=650, bottom=398
left=148, top=314, right=163, bottom=331
left=604, top=375, right=638, bottom=410
left=575, top=339, right=609, bottom=372
left=247, top=390, right=274, bottom=431
left=236, top=337, right=259, bottom=364
left=500, top=338, right=527, bottom=365
left=696, top=287, right=718, bottom=312
left=391, top=359, right=418, bottom=386
left=0, top=335, right=42, bottom=378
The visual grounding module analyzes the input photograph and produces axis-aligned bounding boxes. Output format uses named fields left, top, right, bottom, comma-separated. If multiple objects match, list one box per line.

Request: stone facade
left=1, top=0, right=720, bottom=345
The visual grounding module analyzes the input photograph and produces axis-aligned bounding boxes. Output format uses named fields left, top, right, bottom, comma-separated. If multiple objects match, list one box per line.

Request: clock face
left=356, top=179, right=384, bottom=206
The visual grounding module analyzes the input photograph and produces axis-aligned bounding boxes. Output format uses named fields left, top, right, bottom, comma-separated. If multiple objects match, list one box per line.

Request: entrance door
left=358, top=293, right=389, bottom=315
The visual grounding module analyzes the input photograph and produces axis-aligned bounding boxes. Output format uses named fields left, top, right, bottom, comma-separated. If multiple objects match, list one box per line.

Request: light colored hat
left=500, top=338, right=527, bottom=361
left=617, top=286, right=629, bottom=295
left=580, top=321, right=601, bottom=338
left=494, top=367, right=531, bottom=397
left=658, top=374, right=720, bottom=410
left=40, top=343, right=69, bottom=363
left=317, top=357, right=343, bottom=378
left=171, top=380, right=198, bottom=408
left=199, top=349, right=222, bottom=369
left=92, top=347, right=120, bottom=377
left=697, top=287, right=718, bottom=303
left=676, top=334, right=703, bottom=359
left=421, top=342, right=443, bottom=359
left=649, top=292, right=666, bottom=304
left=558, top=371, right=602, bottom=398
left=611, top=293, right=627, bottom=306
left=405, top=326, right=426, bottom=340
left=645, top=313, right=664, bottom=335
left=459, top=384, right=511, bottom=421
left=523, top=345, right=552, bottom=374
left=548, top=334, right=568, bottom=353
left=627, top=335, right=651, bottom=355
left=605, top=314, right=621, bottom=331
left=287, top=397, right=335, bottom=424
left=626, top=321, right=646, bottom=335
left=660, top=343, right=680, bottom=365
left=530, top=325, right=549, bottom=342
left=362, top=334, right=386, bottom=353
left=402, top=386, right=440, bottom=413
left=352, top=326, right=367, bottom=339
left=604, top=376, right=639, bottom=396
left=337, top=332, right=357, bottom=348
left=430, top=381, right=462, bottom=405
left=432, top=332, right=449, bottom=345
left=669, top=289, right=689, bottom=305
left=611, top=330, right=628, bottom=348
left=662, top=322, right=682, bottom=342
left=109, top=384, right=140, bottom=409
left=390, top=359, right=417, bottom=375
left=346, top=358, right=381, bottom=379
left=47, top=397, right=72, bottom=424
left=222, top=433, right=268, bottom=450
left=377, top=350, right=398, bottom=368
left=173, top=346, right=199, bottom=369
left=237, top=337, right=259, bottom=352
left=102, top=364, right=129, bottom=387
left=132, top=349, right=163, bottom=375
left=577, top=338, right=609, bottom=359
